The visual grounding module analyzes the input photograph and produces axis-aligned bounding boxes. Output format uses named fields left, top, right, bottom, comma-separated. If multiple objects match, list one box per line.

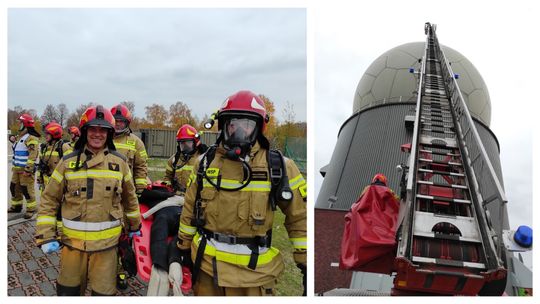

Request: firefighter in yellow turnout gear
left=9, top=113, right=41, bottom=219
left=177, top=91, right=307, bottom=296
left=111, top=104, right=148, bottom=289
left=37, top=122, right=71, bottom=236
left=37, top=122, right=70, bottom=188
left=163, top=124, right=207, bottom=194
left=111, top=104, right=148, bottom=193
left=35, top=106, right=141, bottom=296
left=62, top=126, right=80, bottom=155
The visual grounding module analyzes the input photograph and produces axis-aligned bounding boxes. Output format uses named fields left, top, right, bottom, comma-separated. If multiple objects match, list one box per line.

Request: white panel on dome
left=364, top=55, right=387, bottom=77
left=372, top=68, right=397, bottom=101
left=467, top=89, right=485, bottom=119
left=391, top=69, right=418, bottom=99
left=355, top=74, right=375, bottom=98
left=386, top=50, right=419, bottom=69
left=453, top=61, right=475, bottom=95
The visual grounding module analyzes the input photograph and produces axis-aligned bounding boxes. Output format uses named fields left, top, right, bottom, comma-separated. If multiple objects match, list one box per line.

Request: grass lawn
left=146, top=158, right=304, bottom=296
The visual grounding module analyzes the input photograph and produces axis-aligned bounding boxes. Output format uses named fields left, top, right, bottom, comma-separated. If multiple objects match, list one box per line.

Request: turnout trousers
left=194, top=270, right=276, bottom=296
left=9, top=171, right=36, bottom=212
left=57, top=246, right=118, bottom=296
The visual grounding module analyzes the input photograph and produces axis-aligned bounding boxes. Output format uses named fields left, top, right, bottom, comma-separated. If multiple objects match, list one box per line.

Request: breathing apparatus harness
left=38, top=138, right=64, bottom=187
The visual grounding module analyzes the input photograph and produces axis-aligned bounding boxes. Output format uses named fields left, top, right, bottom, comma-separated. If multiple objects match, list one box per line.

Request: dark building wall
left=315, top=102, right=508, bottom=293
left=315, top=209, right=352, bottom=294
left=316, top=102, right=503, bottom=211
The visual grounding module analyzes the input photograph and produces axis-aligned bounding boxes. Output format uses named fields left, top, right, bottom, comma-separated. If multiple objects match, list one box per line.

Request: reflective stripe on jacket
left=113, top=133, right=148, bottom=189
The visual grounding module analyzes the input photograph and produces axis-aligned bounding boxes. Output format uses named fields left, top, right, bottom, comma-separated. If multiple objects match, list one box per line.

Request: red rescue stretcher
left=133, top=203, right=192, bottom=294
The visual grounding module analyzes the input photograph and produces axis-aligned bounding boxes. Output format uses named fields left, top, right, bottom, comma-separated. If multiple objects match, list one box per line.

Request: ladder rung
left=417, top=194, right=470, bottom=204
left=421, top=122, right=453, bottom=128
left=418, top=158, right=462, bottom=166
left=422, top=116, right=452, bottom=122
left=422, top=97, right=450, bottom=105
left=422, top=108, right=451, bottom=114
left=424, top=89, right=446, bottom=95
left=422, top=110, right=452, bottom=118
left=418, top=168, right=465, bottom=177
left=421, top=129, right=455, bottom=135
left=419, top=149, right=459, bottom=156
left=417, top=180, right=468, bottom=189
left=412, top=256, right=486, bottom=269
left=420, top=141, right=458, bottom=149
left=413, top=231, right=482, bottom=243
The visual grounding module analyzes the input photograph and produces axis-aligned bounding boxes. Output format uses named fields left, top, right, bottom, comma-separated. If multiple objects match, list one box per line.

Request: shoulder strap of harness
left=267, top=149, right=292, bottom=210
left=191, top=144, right=217, bottom=283
left=171, top=147, right=187, bottom=192
left=56, top=139, right=64, bottom=159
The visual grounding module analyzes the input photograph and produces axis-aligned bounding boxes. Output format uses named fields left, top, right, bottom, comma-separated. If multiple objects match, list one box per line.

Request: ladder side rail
left=434, top=34, right=506, bottom=267
left=398, top=27, right=430, bottom=260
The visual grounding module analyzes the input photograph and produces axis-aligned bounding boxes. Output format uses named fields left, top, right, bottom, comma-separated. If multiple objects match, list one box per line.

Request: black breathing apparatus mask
left=222, top=117, right=258, bottom=160
left=178, top=139, right=196, bottom=159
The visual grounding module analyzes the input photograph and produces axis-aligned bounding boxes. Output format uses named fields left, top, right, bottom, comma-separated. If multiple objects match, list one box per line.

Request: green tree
left=168, top=101, right=196, bottom=129
left=145, top=104, right=168, bottom=128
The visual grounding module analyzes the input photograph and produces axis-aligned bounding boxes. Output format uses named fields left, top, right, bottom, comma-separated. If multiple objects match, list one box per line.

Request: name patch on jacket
left=251, top=171, right=268, bottom=181
left=108, top=163, right=120, bottom=171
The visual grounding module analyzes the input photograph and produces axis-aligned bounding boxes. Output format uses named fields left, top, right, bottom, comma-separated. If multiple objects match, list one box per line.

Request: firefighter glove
left=297, top=263, right=307, bottom=296
left=128, top=230, right=142, bottom=239
left=41, top=241, right=60, bottom=254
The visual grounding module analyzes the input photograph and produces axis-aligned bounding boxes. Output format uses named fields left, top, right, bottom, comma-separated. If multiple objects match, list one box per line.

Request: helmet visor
left=178, top=139, right=195, bottom=154
left=223, top=117, right=258, bottom=148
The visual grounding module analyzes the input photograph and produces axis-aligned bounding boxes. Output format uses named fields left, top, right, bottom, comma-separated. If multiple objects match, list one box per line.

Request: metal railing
left=434, top=30, right=507, bottom=265
left=398, top=24, right=429, bottom=259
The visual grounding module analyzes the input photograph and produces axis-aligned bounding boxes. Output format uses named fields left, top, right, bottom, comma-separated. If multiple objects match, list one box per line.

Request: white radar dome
left=353, top=42, right=491, bottom=126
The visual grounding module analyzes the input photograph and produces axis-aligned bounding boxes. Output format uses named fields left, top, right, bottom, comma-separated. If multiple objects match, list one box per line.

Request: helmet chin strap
left=115, top=127, right=129, bottom=135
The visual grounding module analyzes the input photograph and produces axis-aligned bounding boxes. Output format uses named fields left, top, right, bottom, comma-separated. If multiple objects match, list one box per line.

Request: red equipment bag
left=339, top=184, right=400, bottom=274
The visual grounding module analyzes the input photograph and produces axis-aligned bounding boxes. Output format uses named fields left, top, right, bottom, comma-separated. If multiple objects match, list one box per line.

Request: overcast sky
left=315, top=0, right=538, bottom=269
left=8, top=8, right=306, bottom=122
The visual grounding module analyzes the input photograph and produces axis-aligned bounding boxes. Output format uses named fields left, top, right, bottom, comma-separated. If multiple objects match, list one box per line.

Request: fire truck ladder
left=394, top=23, right=507, bottom=295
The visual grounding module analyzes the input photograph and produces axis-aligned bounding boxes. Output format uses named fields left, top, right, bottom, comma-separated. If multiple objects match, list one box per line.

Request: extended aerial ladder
left=394, top=23, right=509, bottom=296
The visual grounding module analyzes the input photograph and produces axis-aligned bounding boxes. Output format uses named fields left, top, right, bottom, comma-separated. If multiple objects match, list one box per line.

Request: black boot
left=8, top=205, right=22, bottom=213
left=116, top=273, right=128, bottom=290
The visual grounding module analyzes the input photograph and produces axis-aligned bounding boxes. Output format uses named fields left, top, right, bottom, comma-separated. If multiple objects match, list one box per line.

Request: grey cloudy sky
left=8, top=8, right=306, bottom=122
left=315, top=0, right=538, bottom=269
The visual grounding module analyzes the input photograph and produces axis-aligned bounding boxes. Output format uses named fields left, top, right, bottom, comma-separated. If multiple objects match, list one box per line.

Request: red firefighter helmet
left=45, top=122, right=63, bottom=139
left=176, top=124, right=200, bottom=143
left=79, top=105, right=115, bottom=131
left=74, top=106, right=116, bottom=152
left=217, top=90, right=270, bottom=132
left=68, top=126, right=81, bottom=137
left=110, top=104, right=133, bottom=124
left=18, top=113, right=35, bottom=128
left=372, top=173, right=388, bottom=186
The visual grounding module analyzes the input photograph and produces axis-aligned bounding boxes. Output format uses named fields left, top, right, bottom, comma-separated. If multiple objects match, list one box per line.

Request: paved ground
left=7, top=218, right=149, bottom=296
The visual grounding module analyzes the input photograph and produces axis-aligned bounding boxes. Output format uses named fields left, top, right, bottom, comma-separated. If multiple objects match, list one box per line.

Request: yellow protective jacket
left=62, top=140, right=76, bottom=155
left=113, top=132, right=148, bottom=191
left=162, top=151, right=202, bottom=194
left=178, top=143, right=307, bottom=287
left=37, top=140, right=70, bottom=185
left=35, top=146, right=141, bottom=252
left=12, top=131, right=39, bottom=173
